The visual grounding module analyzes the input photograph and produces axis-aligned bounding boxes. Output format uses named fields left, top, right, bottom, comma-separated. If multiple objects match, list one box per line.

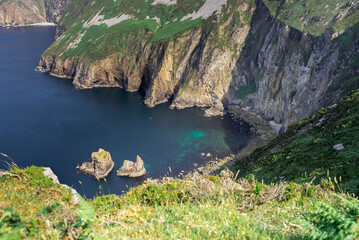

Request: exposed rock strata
left=39, top=0, right=359, bottom=131
left=117, top=155, right=146, bottom=178
left=0, top=0, right=69, bottom=27
left=38, top=1, right=255, bottom=117
left=228, top=0, right=359, bottom=129
left=44, top=0, right=70, bottom=23
left=77, top=148, right=115, bottom=179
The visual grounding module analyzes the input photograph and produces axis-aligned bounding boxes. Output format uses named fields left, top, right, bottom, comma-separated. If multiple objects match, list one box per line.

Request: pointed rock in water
left=77, top=148, right=114, bottom=179
left=117, top=155, right=146, bottom=177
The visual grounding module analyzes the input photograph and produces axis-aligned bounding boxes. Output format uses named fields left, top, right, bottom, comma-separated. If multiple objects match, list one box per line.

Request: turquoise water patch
left=144, top=163, right=151, bottom=169
left=175, top=131, right=206, bottom=163
left=190, top=131, right=205, bottom=139
left=175, top=153, right=186, bottom=163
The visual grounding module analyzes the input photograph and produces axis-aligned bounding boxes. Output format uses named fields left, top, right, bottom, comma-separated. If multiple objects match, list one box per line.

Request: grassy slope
left=231, top=89, right=359, bottom=195
left=2, top=91, right=359, bottom=239
left=43, top=0, right=255, bottom=61
left=1, top=165, right=358, bottom=239
left=262, top=0, right=359, bottom=36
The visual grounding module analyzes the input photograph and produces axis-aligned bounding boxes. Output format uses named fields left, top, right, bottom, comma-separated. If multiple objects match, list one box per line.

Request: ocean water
left=0, top=26, right=252, bottom=198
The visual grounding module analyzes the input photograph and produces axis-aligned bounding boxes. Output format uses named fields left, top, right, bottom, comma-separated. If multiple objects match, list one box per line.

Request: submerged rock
left=117, top=155, right=146, bottom=177
left=77, top=148, right=114, bottom=179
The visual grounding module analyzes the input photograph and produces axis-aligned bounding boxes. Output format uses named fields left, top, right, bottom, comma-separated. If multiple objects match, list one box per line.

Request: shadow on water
left=221, top=114, right=252, bottom=154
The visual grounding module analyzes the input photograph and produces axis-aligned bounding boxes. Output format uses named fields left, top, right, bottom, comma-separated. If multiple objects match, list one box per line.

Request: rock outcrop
left=0, top=0, right=70, bottom=27
left=43, top=167, right=81, bottom=204
left=77, top=148, right=114, bottom=179
left=117, top=155, right=146, bottom=178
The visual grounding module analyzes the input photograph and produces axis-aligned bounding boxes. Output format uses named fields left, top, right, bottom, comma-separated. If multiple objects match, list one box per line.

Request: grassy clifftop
left=1, top=165, right=359, bottom=239
left=1, top=90, right=359, bottom=239
left=46, top=0, right=359, bottom=62
left=232, top=89, right=359, bottom=194
left=44, top=0, right=254, bottom=61
left=263, top=0, right=359, bottom=36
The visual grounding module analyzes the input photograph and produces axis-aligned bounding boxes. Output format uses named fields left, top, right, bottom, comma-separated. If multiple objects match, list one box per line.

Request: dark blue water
left=0, top=26, right=251, bottom=198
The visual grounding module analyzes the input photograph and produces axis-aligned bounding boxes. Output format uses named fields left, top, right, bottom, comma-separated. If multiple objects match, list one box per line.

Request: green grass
left=263, top=0, right=359, bottom=36
left=231, top=89, right=359, bottom=194
left=151, top=18, right=202, bottom=41
left=2, top=164, right=358, bottom=239
left=44, top=0, right=255, bottom=62
left=236, top=82, right=256, bottom=99
left=0, top=165, right=94, bottom=239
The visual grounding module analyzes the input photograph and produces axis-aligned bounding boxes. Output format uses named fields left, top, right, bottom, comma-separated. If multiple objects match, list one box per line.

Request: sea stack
left=77, top=148, right=114, bottom=179
left=117, top=155, right=146, bottom=177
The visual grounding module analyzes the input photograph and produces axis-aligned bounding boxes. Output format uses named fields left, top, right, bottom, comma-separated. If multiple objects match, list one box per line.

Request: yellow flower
left=1, top=153, right=8, bottom=157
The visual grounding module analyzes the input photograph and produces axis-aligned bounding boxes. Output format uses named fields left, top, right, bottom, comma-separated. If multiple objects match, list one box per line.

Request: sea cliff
left=38, top=0, right=359, bottom=130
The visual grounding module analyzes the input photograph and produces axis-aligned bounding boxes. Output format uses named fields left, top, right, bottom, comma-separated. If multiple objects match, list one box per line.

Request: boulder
left=77, top=148, right=114, bottom=179
left=117, top=155, right=146, bottom=177
left=333, top=143, right=344, bottom=151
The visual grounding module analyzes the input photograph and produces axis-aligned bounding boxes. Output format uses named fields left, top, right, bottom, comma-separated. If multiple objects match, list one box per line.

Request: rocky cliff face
left=44, top=0, right=70, bottom=23
left=0, top=0, right=69, bottom=26
left=38, top=0, right=359, bottom=130
left=38, top=0, right=255, bottom=116
left=228, top=0, right=359, bottom=129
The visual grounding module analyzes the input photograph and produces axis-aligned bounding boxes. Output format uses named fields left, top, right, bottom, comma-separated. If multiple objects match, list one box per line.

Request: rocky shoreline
left=1, top=22, right=56, bottom=28
left=188, top=106, right=276, bottom=176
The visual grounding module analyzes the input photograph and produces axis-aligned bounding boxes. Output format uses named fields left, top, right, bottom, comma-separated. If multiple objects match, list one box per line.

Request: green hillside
left=263, top=0, right=359, bottom=36
left=44, top=0, right=255, bottom=61
left=232, top=89, right=359, bottom=194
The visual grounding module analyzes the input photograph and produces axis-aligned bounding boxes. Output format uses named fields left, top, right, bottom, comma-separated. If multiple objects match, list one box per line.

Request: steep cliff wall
left=228, top=0, right=359, bottom=129
left=38, top=0, right=359, bottom=130
left=39, top=0, right=256, bottom=116
left=44, top=0, right=70, bottom=23
left=0, top=0, right=69, bottom=26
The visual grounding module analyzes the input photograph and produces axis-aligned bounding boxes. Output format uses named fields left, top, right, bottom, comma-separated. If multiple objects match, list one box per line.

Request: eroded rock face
left=0, top=0, right=70, bottom=27
left=228, top=1, right=359, bottom=130
left=77, top=148, right=114, bottom=179
left=38, top=0, right=255, bottom=117
left=117, top=155, right=146, bottom=178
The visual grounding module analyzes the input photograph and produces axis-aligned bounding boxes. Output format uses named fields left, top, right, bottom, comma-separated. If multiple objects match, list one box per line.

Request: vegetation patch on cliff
left=232, top=89, right=359, bottom=194
left=43, top=0, right=255, bottom=61
left=263, top=0, right=359, bottom=36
